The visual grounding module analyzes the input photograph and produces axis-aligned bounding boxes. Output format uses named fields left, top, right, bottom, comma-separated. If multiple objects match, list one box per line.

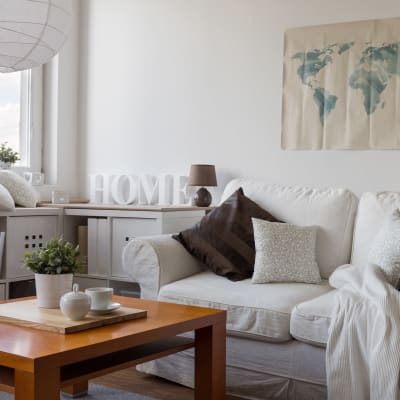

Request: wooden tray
left=0, top=299, right=147, bottom=334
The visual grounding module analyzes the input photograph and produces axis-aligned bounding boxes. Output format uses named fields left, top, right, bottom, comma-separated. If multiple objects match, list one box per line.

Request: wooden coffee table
left=0, top=296, right=226, bottom=400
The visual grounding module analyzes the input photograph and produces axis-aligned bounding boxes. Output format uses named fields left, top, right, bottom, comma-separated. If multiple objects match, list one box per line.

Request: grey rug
left=0, top=384, right=157, bottom=400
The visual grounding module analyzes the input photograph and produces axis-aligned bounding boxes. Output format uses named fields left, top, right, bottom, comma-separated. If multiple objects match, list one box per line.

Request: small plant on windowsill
left=23, top=237, right=82, bottom=308
left=0, top=142, right=19, bottom=169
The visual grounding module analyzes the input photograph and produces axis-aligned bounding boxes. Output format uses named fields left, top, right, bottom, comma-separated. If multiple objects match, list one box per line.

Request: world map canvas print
left=282, top=17, right=400, bottom=149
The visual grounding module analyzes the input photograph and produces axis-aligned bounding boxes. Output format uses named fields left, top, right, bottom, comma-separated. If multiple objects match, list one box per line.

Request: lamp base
left=194, top=187, right=212, bottom=207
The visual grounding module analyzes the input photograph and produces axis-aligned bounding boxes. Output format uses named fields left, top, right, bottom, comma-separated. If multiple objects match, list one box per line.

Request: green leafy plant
left=0, top=142, right=19, bottom=164
left=23, top=237, right=82, bottom=275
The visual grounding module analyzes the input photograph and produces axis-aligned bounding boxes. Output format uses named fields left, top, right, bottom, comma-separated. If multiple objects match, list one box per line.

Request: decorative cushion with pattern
left=251, top=218, right=321, bottom=284
left=369, top=209, right=400, bottom=287
left=0, top=184, right=14, bottom=211
left=173, top=188, right=281, bottom=281
left=0, top=170, right=37, bottom=207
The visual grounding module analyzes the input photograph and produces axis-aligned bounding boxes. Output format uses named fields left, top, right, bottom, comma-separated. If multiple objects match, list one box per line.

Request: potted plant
left=0, top=142, right=19, bottom=169
left=23, top=237, right=81, bottom=308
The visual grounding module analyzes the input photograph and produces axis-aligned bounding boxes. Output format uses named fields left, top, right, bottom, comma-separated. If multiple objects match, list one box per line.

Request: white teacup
left=85, top=287, right=113, bottom=310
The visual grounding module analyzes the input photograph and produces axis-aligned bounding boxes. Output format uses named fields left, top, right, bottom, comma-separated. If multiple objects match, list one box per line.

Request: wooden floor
left=94, top=367, right=193, bottom=400
left=94, top=367, right=239, bottom=400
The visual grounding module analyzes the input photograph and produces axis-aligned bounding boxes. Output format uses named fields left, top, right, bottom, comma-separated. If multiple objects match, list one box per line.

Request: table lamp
left=188, top=164, right=217, bottom=207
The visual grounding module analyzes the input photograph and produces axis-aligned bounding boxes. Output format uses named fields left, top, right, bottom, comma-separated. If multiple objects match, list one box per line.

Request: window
left=0, top=69, right=42, bottom=171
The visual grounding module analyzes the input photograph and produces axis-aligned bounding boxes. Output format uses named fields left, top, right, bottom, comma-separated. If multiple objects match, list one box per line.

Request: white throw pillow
left=369, top=209, right=400, bottom=286
left=0, top=184, right=15, bottom=211
left=252, top=218, right=322, bottom=284
left=0, top=171, right=37, bottom=208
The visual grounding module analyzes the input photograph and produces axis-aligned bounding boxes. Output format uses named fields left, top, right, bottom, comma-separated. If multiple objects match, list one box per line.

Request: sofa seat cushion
left=158, top=270, right=332, bottom=342
left=290, top=290, right=336, bottom=347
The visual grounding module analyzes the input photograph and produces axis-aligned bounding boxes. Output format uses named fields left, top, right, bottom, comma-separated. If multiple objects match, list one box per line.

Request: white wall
left=78, top=0, right=400, bottom=199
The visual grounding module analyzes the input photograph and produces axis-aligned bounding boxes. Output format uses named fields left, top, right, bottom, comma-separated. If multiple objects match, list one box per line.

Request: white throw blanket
left=326, top=263, right=400, bottom=400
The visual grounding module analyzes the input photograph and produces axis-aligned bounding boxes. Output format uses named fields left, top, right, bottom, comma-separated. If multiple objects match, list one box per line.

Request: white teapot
left=60, top=283, right=91, bottom=321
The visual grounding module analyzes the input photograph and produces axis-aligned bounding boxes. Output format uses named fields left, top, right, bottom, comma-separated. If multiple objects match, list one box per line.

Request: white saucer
left=89, top=302, right=121, bottom=315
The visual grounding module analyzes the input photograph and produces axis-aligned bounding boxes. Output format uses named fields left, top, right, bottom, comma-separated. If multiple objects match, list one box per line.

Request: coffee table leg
left=15, top=367, right=60, bottom=400
left=195, top=320, right=226, bottom=400
left=62, top=381, right=89, bottom=397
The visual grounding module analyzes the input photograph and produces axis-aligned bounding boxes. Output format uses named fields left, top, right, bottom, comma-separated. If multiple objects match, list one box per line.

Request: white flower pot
left=0, top=161, right=11, bottom=169
left=35, top=273, right=73, bottom=308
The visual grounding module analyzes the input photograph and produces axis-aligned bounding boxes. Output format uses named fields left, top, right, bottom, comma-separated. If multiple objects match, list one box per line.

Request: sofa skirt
left=137, top=335, right=327, bottom=399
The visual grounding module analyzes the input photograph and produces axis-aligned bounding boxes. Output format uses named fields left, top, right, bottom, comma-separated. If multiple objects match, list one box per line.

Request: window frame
left=11, top=67, right=43, bottom=174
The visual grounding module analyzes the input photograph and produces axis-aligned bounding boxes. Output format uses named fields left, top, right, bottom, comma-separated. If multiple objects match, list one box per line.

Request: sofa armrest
left=122, top=234, right=205, bottom=299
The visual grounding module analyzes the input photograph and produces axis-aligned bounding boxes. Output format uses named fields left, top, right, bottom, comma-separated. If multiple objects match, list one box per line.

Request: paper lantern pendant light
left=0, top=0, right=71, bottom=73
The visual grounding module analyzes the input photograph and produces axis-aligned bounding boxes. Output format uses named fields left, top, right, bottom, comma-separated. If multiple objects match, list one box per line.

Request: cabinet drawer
left=111, top=218, right=160, bottom=278
left=6, top=216, right=58, bottom=279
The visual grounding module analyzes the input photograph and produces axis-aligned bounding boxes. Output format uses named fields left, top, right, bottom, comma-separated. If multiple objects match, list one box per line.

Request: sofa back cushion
left=221, top=179, right=358, bottom=278
left=351, top=192, right=400, bottom=267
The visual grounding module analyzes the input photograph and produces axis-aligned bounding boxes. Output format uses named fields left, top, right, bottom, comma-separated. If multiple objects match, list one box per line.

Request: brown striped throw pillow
left=173, top=188, right=281, bottom=281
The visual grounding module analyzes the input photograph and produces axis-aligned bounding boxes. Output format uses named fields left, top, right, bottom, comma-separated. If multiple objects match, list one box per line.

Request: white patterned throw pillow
left=369, top=209, right=400, bottom=287
left=251, top=218, right=321, bottom=284
left=0, top=171, right=37, bottom=208
left=0, top=184, right=15, bottom=211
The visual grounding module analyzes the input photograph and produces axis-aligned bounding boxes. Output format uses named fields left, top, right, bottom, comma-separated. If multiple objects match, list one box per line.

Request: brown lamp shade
left=188, top=164, right=217, bottom=187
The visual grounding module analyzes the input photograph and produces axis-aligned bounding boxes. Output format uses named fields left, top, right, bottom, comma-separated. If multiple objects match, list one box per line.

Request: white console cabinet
left=0, top=204, right=207, bottom=300
left=55, top=204, right=207, bottom=298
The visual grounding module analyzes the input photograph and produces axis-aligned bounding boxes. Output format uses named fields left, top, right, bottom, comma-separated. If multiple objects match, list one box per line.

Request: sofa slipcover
left=290, top=290, right=335, bottom=347
left=122, top=235, right=205, bottom=299
left=138, top=336, right=327, bottom=399
left=221, top=179, right=358, bottom=278
left=122, top=179, right=365, bottom=399
left=159, top=270, right=332, bottom=342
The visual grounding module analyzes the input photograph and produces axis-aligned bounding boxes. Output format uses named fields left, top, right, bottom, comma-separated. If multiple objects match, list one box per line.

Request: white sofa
left=122, top=179, right=400, bottom=399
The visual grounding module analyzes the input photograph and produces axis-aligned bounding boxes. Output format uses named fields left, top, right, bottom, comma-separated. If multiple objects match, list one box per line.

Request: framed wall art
left=282, top=17, right=400, bottom=149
